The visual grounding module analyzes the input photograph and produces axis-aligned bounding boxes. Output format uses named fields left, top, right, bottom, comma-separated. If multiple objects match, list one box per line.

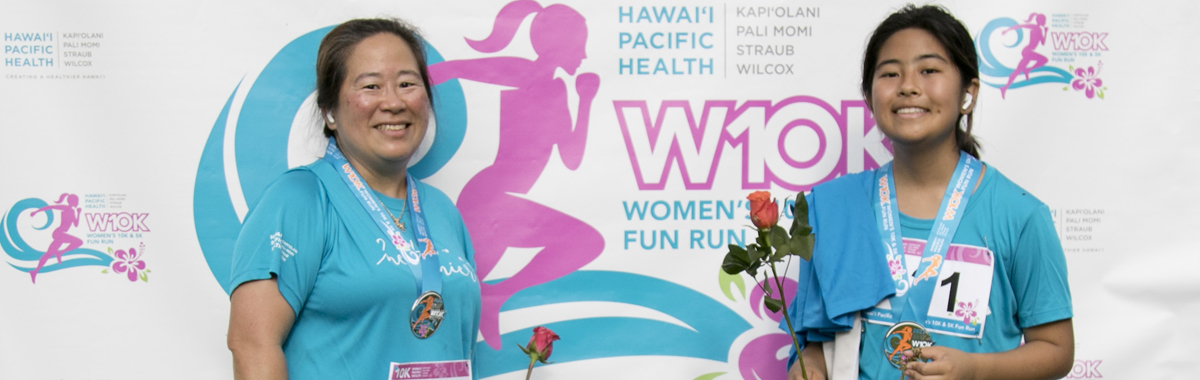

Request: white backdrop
left=2, top=1, right=1197, bottom=379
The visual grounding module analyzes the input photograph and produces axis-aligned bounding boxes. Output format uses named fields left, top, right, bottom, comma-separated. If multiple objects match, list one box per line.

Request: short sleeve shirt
left=230, top=164, right=482, bottom=379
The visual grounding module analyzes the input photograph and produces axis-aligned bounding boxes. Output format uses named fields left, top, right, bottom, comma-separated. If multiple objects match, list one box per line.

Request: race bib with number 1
left=865, top=238, right=995, bottom=339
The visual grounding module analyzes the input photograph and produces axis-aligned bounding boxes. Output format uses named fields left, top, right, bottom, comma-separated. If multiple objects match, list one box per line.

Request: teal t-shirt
left=229, top=162, right=481, bottom=379
left=858, top=166, right=1072, bottom=379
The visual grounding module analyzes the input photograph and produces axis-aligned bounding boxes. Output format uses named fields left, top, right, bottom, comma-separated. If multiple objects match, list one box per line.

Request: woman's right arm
left=228, top=278, right=295, bottom=380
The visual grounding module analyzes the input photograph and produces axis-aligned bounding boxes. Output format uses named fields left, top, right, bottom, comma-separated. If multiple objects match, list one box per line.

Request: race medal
left=883, top=321, right=934, bottom=368
left=411, top=291, right=445, bottom=339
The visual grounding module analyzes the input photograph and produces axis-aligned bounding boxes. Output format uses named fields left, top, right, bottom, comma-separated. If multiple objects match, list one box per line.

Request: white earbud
left=325, top=112, right=335, bottom=124
left=962, top=93, right=973, bottom=111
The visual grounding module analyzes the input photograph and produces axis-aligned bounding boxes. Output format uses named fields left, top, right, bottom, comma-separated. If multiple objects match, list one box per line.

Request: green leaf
left=516, top=343, right=531, bottom=355
left=718, top=269, right=747, bottom=302
left=768, top=234, right=791, bottom=262
left=788, top=233, right=815, bottom=261
left=101, top=269, right=108, bottom=274
left=139, top=272, right=148, bottom=282
left=721, top=245, right=751, bottom=275
left=790, top=194, right=813, bottom=236
left=769, top=247, right=789, bottom=263
left=770, top=237, right=793, bottom=262
left=769, top=225, right=789, bottom=251
left=693, top=372, right=726, bottom=380
left=747, top=244, right=767, bottom=263
left=793, top=193, right=811, bottom=228
left=763, top=295, right=785, bottom=313
left=107, top=247, right=113, bottom=254
left=745, top=259, right=763, bottom=277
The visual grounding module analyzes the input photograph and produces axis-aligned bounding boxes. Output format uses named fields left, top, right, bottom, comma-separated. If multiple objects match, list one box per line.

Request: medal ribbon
left=323, top=137, right=441, bottom=296
left=873, top=151, right=980, bottom=323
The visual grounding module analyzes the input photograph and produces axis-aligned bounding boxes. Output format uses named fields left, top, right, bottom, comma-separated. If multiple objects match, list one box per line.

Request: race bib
left=389, top=360, right=471, bottom=380
left=866, top=238, right=994, bottom=339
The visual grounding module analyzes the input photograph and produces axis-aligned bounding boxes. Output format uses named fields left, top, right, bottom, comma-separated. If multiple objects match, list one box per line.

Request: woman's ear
left=324, top=109, right=337, bottom=130
left=961, top=79, right=980, bottom=115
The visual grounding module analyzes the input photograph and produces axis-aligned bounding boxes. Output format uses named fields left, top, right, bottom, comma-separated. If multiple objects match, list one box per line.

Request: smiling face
left=869, top=28, right=977, bottom=152
left=327, top=32, right=429, bottom=173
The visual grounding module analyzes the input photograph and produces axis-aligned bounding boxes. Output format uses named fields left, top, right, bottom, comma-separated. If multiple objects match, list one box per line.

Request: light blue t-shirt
left=229, top=162, right=481, bottom=379
left=858, top=166, right=1072, bottom=379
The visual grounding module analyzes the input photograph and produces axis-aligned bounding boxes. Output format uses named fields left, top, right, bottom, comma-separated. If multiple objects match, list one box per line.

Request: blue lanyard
left=322, top=137, right=441, bottom=295
left=873, top=151, right=980, bottom=322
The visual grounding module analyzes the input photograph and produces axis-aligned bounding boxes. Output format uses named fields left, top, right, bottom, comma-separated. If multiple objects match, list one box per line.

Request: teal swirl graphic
left=478, top=271, right=751, bottom=378
left=2, top=198, right=112, bottom=273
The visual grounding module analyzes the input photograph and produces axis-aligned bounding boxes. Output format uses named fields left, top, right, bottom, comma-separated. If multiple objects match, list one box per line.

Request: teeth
left=377, top=124, right=408, bottom=131
left=896, top=107, right=926, bottom=114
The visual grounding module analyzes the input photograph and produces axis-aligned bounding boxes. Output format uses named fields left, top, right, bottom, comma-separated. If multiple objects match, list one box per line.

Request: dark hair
left=316, top=18, right=435, bottom=138
left=861, top=4, right=981, bottom=158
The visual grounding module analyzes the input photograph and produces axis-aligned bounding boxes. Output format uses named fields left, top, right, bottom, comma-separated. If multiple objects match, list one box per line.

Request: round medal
left=410, top=291, right=445, bottom=339
left=883, top=321, right=934, bottom=368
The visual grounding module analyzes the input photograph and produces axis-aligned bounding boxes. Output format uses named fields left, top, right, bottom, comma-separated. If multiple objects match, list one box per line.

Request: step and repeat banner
left=2, top=0, right=1197, bottom=379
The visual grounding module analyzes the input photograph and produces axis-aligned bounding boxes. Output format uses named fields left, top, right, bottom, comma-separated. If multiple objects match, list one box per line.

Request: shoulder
left=974, top=165, right=1048, bottom=217
left=269, top=167, right=323, bottom=194
left=811, top=169, right=879, bottom=200
left=964, top=164, right=1058, bottom=242
left=816, top=169, right=877, bottom=190
left=249, top=165, right=331, bottom=214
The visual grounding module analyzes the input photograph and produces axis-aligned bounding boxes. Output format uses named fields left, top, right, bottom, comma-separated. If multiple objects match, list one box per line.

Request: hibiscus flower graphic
left=954, top=300, right=979, bottom=325
left=888, top=257, right=904, bottom=277
left=109, top=243, right=150, bottom=282
left=1070, top=61, right=1106, bottom=99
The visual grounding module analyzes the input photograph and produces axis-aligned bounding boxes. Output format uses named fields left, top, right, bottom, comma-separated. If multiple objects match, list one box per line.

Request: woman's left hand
left=904, top=346, right=978, bottom=380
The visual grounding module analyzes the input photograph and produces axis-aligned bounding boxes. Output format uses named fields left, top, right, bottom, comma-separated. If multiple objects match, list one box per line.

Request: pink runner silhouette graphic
left=28, top=193, right=83, bottom=283
left=1000, top=13, right=1049, bottom=98
left=429, top=0, right=603, bottom=350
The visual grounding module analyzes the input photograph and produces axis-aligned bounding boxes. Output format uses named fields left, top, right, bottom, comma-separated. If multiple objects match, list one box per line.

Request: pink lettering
left=1050, top=32, right=1109, bottom=51
left=1067, top=359, right=1102, bottom=378
left=614, top=97, right=887, bottom=191
left=84, top=212, right=151, bottom=232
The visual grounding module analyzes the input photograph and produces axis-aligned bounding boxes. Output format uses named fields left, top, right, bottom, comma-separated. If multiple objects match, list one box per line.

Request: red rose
left=528, top=326, right=560, bottom=362
left=747, top=191, right=779, bottom=230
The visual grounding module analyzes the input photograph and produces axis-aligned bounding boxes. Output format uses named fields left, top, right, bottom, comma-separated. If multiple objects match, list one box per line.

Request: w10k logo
left=978, top=12, right=1110, bottom=99
left=1065, top=359, right=1103, bottom=379
left=1, top=192, right=153, bottom=283
left=614, top=96, right=888, bottom=191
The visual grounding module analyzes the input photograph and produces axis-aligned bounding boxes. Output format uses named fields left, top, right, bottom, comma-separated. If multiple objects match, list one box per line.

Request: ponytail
left=466, top=0, right=542, bottom=53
